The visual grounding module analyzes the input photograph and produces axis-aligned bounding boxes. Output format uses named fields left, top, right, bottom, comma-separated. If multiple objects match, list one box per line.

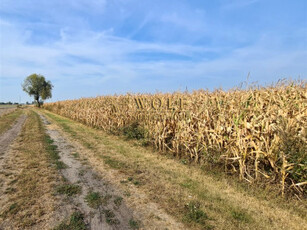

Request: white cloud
left=1, top=17, right=306, bottom=87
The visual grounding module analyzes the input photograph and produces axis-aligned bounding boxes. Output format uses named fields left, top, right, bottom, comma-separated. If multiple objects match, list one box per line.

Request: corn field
left=44, top=80, right=307, bottom=196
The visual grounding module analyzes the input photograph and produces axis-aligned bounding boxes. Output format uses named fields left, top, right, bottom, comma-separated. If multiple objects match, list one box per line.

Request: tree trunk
left=35, top=95, right=40, bottom=108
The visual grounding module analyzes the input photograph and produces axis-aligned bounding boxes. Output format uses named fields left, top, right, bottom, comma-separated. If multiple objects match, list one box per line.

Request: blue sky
left=0, top=0, right=306, bottom=102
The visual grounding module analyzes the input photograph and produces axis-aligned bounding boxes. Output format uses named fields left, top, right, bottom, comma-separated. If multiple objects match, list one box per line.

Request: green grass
left=183, top=201, right=208, bottom=224
left=84, top=191, right=119, bottom=225
left=53, top=211, right=87, bottom=230
left=101, top=155, right=127, bottom=169
left=180, top=178, right=198, bottom=190
left=0, top=203, right=19, bottom=218
left=122, top=122, right=146, bottom=140
left=79, top=169, right=85, bottom=176
left=56, top=184, right=82, bottom=196
left=230, top=208, right=252, bottom=223
left=114, top=196, right=123, bottom=208
left=44, top=135, right=67, bottom=169
left=85, top=191, right=101, bottom=209
left=72, top=152, right=80, bottom=158
left=102, top=194, right=112, bottom=206
left=126, top=176, right=141, bottom=186
left=55, top=161, right=68, bottom=169
left=129, top=219, right=140, bottom=229
left=104, top=210, right=119, bottom=225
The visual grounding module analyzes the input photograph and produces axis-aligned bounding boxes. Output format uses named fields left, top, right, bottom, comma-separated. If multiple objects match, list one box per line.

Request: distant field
left=0, top=105, right=18, bottom=109
left=0, top=105, right=18, bottom=117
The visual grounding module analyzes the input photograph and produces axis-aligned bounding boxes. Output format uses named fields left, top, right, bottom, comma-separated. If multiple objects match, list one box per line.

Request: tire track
left=0, top=114, right=27, bottom=165
left=40, top=114, right=136, bottom=230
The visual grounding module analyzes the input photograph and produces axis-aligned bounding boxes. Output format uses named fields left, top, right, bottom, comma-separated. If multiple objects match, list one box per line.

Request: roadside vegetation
left=0, top=109, right=23, bottom=134
left=42, top=109, right=307, bottom=230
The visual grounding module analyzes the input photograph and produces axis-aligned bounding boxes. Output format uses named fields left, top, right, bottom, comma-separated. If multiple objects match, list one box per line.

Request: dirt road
left=0, top=115, right=27, bottom=164
left=0, top=114, right=27, bottom=229
left=40, top=114, right=136, bottom=229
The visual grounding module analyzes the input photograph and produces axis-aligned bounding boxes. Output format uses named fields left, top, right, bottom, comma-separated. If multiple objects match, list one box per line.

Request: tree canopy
left=22, top=74, right=53, bottom=107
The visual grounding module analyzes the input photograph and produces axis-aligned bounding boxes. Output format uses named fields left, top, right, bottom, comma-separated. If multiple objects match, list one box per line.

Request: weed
left=114, top=196, right=123, bottom=207
left=102, top=155, right=126, bottom=169
left=9, top=203, right=18, bottom=214
left=8, top=178, right=18, bottom=185
left=84, top=142, right=93, bottom=149
left=104, top=210, right=119, bottom=225
left=44, top=134, right=67, bottom=169
left=79, top=169, right=85, bottom=176
left=180, top=178, right=197, bottom=190
left=129, top=218, right=140, bottom=229
left=140, top=139, right=150, bottom=147
left=101, top=194, right=112, bottom=206
left=184, top=201, right=208, bottom=224
left=127, top=176, right=141, bottom=186
left=230, top=209, right=252, bottom=223
left=72, top=152, right=80, bottom=158
left=122, top=122, right=146, bottom=140
left=85, top=191, right=101, bottom=209
left=180, top=159, right=188, bottom=165
left=56, top=184, right=81, bottom=196
left=0, top=202, right=18, bottom=219
left=124, top=191, right=131, bottom=197
left=53, top=211, right=87, bottom=230
left=55, top=161, right=68, bottom=169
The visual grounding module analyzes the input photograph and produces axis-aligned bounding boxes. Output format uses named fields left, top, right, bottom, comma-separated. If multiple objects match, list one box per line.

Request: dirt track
left=0, top=114, right=27, bottom=229
left=0, top=115, right=27, bottom=162
left=40, top=114, right=135, bottom=229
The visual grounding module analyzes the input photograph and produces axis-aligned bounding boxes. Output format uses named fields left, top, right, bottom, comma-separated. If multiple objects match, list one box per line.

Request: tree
left=22, top=74, right=53, bottom=107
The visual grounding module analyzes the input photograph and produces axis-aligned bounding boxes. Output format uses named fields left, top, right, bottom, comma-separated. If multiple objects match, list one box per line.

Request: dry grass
left=43, top=80, right=307, bottom=196
left=0, top=109, right=23, bottom=134
left=0, top=110, right=62, bottom=229
left=42, top=109, right=307, bottom=230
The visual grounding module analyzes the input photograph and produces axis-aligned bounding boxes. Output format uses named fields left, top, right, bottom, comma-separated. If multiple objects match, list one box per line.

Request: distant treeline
left=0, top=101, right=34, bottom=105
